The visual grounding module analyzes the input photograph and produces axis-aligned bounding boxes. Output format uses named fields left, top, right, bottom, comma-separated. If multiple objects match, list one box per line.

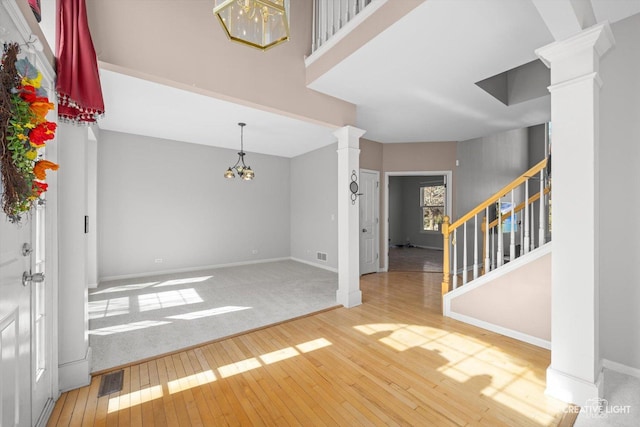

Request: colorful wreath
left=1, top=43, right=58, bottom=223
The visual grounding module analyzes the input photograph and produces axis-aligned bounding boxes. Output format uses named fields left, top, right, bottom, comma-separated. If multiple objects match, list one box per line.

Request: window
left=420, top=185, right=445, bottom=231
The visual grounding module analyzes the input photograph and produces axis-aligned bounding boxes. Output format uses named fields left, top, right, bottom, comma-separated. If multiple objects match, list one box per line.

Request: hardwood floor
left=48, top=271, right=572, bottom=426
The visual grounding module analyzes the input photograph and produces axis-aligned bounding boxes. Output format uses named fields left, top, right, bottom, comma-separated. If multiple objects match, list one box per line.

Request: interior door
left=0, top=215, right=33, bottom=426
left=31, top=200, right=52, bottom=425
left=359, top=170, right=379, bottom=275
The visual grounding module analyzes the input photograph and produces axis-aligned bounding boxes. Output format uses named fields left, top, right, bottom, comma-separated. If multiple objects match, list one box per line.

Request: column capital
left=536, top=22, right=615, bottom=87
left=334, top=125, right=366, bottom=150
left=536, top=22, right=615, bottom=68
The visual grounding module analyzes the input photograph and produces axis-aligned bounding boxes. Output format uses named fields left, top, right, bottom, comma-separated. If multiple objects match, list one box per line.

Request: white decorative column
left=57, top=123, right=91, bottom=391
left=335, top=125, right=365, bottom=308
left=536, top=23, right=614, bottom=406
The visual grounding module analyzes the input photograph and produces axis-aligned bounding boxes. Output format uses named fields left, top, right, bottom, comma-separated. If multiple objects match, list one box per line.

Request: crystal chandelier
left=213, top=0, right=290, bottom=50
left=224, top=123, right=255, bottom=180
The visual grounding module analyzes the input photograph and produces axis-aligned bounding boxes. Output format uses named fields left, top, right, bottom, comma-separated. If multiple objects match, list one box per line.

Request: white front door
left=0, top=216, right=34, bottom=426
left=31, top=201, right=53, bottom=426
left=359, top=170, right=379, bottom=275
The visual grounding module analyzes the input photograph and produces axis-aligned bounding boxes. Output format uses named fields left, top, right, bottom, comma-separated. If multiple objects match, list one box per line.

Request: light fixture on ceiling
left=224, top=122, right=255, bottom=180
left=213, top=0, right=290, bottom=51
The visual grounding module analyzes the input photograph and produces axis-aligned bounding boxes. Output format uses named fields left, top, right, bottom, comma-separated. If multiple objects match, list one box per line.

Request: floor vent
left=317, top=252, right=327, bottom=262
left=98, top=370, right=124, bottom=397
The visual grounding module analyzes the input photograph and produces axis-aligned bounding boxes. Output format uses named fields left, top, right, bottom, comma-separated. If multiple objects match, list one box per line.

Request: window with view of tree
left=420, top=185, right=445, bottom=231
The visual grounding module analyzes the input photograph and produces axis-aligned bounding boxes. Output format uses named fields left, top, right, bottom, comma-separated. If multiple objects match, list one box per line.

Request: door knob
left=22, top=271, right=45, bottom=286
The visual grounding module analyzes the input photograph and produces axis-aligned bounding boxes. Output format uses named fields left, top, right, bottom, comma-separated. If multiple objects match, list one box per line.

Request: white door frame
left=383, top=170, right=453, bottom=272
left=359, top=169, right=380, bottom=274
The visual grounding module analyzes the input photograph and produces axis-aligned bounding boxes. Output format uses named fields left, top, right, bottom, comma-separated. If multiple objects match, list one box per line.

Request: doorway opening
left=384, top=171, right=452, bottom=272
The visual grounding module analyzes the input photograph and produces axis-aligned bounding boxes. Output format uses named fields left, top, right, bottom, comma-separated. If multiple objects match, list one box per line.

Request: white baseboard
left=602, top=359, right=640, bottom=380
left=99, top=257, right=291, bottom=283
left=58, top=346, right=92, bottom=392
left=290, top=257, right=338, bottom=273
left=446, top=311, right=551, bottom=349
left=34, top=398, right=56, bottom=427
left=546, top=366, right=603, bottom=405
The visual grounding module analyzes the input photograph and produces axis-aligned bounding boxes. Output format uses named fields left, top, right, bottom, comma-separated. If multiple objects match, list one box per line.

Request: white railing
left=441, top=158, right=551, bottom=295
left=312, top=0, right=373, bottom=52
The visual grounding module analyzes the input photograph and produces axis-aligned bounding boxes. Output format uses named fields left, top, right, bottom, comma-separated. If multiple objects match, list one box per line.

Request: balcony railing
left=312, top=0, right=373, bottom=53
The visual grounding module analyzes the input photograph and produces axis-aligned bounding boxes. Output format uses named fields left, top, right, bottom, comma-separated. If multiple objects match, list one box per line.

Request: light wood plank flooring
left=48, top=271, right=573, bottom=426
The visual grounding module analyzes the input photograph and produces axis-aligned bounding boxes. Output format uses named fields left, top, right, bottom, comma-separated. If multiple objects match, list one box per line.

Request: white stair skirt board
left=444, top=242, right=552, bottom=301
left=443, top=243, right=552, bottom=348
left=446, top=311, right=551, bottom=349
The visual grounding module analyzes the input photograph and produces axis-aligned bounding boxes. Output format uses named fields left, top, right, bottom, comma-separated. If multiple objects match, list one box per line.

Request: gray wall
left=97, top=131, right=291, bottom=280
left=290, top=143, right=338, bottom=270
left=389, top=175, right=445, bottom=249
left=456, top=127, right=530, bottom=216
left=598, top=13, right=640, bottom=371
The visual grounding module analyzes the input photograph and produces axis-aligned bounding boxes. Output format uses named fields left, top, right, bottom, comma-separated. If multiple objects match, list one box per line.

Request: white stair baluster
left=510, top=189, right=516, bottom=262
left=484, top=207, right=490, bottom=274
left=453, top=229, right=458, bottom=289
left=473, top=214, right=478, bottom=279
left=497, top=200, right=503, bottom=267
left=463, top=222, right=468, bottom=285
left=539, top=168, right=546, bottom=246
left=524, top=180, right=530, bottom=254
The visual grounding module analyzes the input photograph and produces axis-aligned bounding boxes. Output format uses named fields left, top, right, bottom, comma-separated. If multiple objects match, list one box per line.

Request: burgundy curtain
left=56, top=0, right=104, bottom=124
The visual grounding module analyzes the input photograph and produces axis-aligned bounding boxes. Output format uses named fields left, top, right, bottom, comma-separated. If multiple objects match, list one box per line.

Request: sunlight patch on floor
left=89, top=296, right=130, bottom=319
left=166, top=306, right=251, bottom=320
left=354, top=322, right=565, bottom=424
left=108, top=385, right=163, bottom=413
left=89, top=320, right=171, bottom=336
left=138, top=288, right=203, bottom=312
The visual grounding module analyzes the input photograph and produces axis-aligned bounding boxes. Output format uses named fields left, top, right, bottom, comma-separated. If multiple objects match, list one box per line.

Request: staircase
left=440, top=157, right=552, bottom=347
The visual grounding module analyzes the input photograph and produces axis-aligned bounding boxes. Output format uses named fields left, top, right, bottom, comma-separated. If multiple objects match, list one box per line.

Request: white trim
left=383, top=170, right=453, bottom=272
left=446, top=311, right=551, bottom=350
left=546, top=366, right=603, bottom=405
left=34, top=398, right=56, bottom=427
left=443, top=242, right=552, bottom=301
left=98, top=257, right=291, bottom=283
left=58, top=347, right=92, bottom=392
left=290, top=257, right=339, bottom=273
left=602, top=359, right=640, bottom=380
left=305, top=0, right=389, bottom=67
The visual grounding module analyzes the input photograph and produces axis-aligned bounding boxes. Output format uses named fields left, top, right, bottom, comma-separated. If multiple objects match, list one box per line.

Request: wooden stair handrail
left=445, top=157, right=548, bottom=236
left=487, top=185, right=551, bottom=229
left=441, top=156, right=549, bottom=295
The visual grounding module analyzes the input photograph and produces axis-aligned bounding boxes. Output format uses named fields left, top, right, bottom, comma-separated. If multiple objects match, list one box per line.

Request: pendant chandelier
left=224, top=123, right=255, bottom=180
left=213, top=0, right=290, bottom=50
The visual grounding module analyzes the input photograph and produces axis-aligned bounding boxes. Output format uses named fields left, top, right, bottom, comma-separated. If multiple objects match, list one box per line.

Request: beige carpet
left=89, top=260, right=338, bottom=373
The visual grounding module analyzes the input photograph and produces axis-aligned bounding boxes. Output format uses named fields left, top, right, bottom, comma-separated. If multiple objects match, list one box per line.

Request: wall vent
left=316, top=252, right=327, bottom=262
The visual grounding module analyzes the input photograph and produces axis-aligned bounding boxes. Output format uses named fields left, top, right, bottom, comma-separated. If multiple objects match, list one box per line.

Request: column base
left=337, top=289, right=362, bottom=308
left=58, top=346, right=92, bottom=392
left=546, top=365, right=603, bottom=406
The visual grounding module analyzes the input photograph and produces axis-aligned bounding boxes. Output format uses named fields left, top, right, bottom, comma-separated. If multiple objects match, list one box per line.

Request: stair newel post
left=539, top=168, right=546, bottom=247
left=510, top=189, right=516, bottom=262
left=453, top=229, right=458, bottom=289
left=524, top=179, right=530, bottom=254
left=497, top=199, right=503, bottom=267
left=473, top=214, right=479, bottom=280
left=441, top=216, right=450, bottom=295
left=462, top=223, right=468, bottom=285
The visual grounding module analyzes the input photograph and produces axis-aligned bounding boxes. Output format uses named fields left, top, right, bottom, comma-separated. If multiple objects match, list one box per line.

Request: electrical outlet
left=251, top=249, right=258, bottom=254
left=154, top=258, right=163, bottom=263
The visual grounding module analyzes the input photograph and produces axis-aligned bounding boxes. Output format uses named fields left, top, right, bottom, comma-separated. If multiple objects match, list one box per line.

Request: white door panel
left=359, top=170, right=379, bottom=275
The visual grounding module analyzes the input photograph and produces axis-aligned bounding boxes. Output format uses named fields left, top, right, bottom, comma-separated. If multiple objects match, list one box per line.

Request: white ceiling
left=98, top=0, right=640, bottom=154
